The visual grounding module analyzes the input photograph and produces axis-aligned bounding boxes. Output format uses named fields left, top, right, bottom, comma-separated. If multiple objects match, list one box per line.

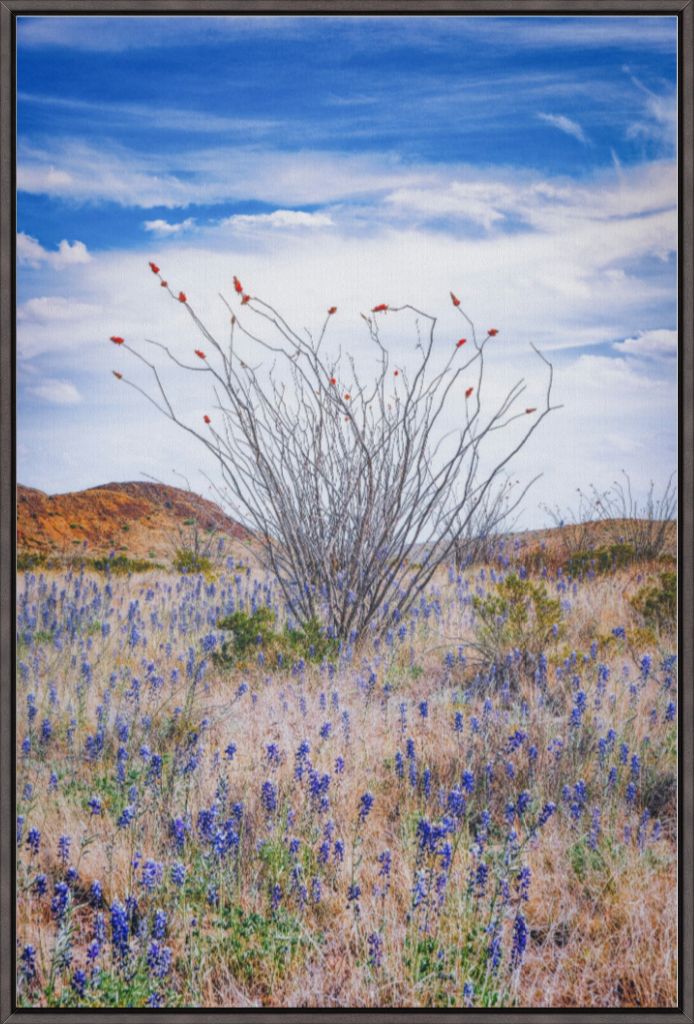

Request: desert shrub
left=173, top=548, right=213, bottom=574
left=565, top=542, right=636, bottom=577
left=16, top=551, right=47, bottom=571
left=214, top=607, right=338, bottom=668
left=471, top=572, right=563, bottom=672
left=119, top=271, right=558, bottom=639
left=630, top=572, right=677, bottom=632
left=90, top=554, right=161, bottom=574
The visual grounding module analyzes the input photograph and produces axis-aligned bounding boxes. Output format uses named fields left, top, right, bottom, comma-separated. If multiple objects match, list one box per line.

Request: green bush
left=173, top=548, right=213, bottom=574
left=90, top=554, right=161, bottom=574
left=630, top=571, right=677, bottom=631
left=472, top=572, right=563, bottom=672
left=16, top=551, right=47, bottom=571
left=214, top=607, right=338, bottom=669
left=565, top=542, right=636, bottom=577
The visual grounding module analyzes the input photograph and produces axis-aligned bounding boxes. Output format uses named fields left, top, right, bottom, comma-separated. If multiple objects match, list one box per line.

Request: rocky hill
left=17, top=481, right=251, bottom=565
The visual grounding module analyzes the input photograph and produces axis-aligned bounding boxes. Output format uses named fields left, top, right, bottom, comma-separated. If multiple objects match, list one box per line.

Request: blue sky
left=16, top=15, right=678, bottom=526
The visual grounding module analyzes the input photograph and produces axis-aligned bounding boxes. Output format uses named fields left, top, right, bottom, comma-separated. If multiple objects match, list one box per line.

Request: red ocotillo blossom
left=394, top=370, right=399, bottom=376
left=456, top=338, right=467, bottom=349
left=110, top=336, right=125, bottom=345
left=488, top=328, right=499, bottom=337
left=204, top=414, right=211, bottom=424
left=160, top=280, right=168, bottom=288
left=195, top=350, right=206, bottom=360
left=328, top=306, right=337, bottom=315
left=372, top=303, right=388, bottom=313
left=344, top=393, right=351, bottom=401
left=330, top=377, right=337, bottom=385
left=241, top=294, right=251, bottom=305
left=112, top=371, right=123, bottom=379
left=178, top=292, right=187, bottom=303
left=149, top=261, right=160, bottom=274
left=465, top=387, right=474, bottom=398
left=450, top=291, right=461, bottom=307
left=525, top=407, right=537, bottom=414
left=233, top=276, right=243, bottom=294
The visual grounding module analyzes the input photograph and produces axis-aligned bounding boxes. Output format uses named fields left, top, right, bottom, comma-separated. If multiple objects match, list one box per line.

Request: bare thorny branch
left=111, top=269, right=562, bottom=641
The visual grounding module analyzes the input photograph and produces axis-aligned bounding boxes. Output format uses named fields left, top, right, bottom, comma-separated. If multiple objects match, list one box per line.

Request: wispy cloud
left=17, top=232, right=91, bottom=269
left=27, top=378, right=82, bottom=405
left=537, top=113, right=590, bottom=145
left=613, top=328, right=677, bottom=359
left=220, top=210, right=334, bottom=231
left=144, top=218, right=196, bottom=236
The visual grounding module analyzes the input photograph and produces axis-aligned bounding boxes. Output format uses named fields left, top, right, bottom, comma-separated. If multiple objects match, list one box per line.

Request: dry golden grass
left=16, top=557, right=677, bottom=1008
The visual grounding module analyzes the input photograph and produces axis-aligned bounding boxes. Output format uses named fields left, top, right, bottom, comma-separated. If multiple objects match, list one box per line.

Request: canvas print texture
left=15, top=14, right=678, bottom=1009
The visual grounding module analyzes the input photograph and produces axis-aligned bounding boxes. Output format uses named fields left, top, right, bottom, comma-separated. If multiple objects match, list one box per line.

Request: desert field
left=15, top=537, right=677, bottom=1008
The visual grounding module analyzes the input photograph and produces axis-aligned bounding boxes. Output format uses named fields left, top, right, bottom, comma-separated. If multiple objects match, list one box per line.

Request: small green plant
left=173, top=548, right=213, bottom=574
left=471, top=572, right=563, bottom=674
left=214, top=607, right=338, bottom=668
left=89, top=555, right=161, bottom=574
left=565, top=542, right=636, bottom=577
left=630, top=571, right=677, bottom=632
left=16, top=551, right=47, bottom=571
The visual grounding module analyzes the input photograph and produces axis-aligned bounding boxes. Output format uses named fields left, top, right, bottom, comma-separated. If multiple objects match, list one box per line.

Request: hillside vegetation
left=15, top=531, right=677, bottom=1008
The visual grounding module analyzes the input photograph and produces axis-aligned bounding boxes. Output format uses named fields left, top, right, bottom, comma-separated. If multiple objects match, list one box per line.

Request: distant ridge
left=17, top=481, right=250, bottom=562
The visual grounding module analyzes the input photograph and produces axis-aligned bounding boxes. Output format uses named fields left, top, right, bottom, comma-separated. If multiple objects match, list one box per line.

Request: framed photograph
left=2, top=2, right=691, bottom=1018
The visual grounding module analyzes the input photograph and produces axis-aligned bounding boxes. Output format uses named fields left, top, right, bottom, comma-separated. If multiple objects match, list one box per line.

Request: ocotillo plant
left=109, top=267, right=560, bottom=640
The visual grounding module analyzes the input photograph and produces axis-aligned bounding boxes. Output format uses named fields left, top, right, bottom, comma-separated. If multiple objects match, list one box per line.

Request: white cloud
left=143, top=218, right=196, bottom=236
left=613, top=328, right=677, bottom=359
left=17, top=141, right=433, bottom=208
left=18, top=295, right=100, bottom=322
left=537, top=112, right=590, bottom=144
left=16, top=151, right=677, bottom=525
left=27, top=378, right=82, bottom=405
left=17, top=232, right=91, bottom=269
left=220, top=209, right=334, bottom=231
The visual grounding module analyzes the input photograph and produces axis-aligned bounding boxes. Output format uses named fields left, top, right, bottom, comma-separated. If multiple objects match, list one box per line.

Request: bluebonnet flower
left=88, top=796, right=102, bottom=816
left=224, top=742, right=237, bottom=761
left=454, top=711, right=464, bottom=733
left=631, top=754, right=641, bottom=780
left=51, top=881, right=70, bottom=920
left=58, top=834, right=71, bottom=863
left=169, top=817, right=188, bottom=851
left=511, top=912, right=528, bottom=968
left=625, top=782, right=637, bottom=805
left=334, top=755, right=345, bottom=774
left=367, top=931, right=383, bottom=968
left=319, top=722, right=332, bottom=740
left=27, top=827, right=41, bottom=855
left=310, top=876, right=322, bottom=904
left=463, top=981, right=475, bottom=1007
left=48, top=772, right=58, bottom=792
left=612, top=626, right=625, bottom=639
left=418, top=700, right=428, bottom=719
left=538, top=802, right=556, bottom=828
left=171, top=862, right=186, bottom=887
left=20, top=945, right=37, bottom=982
left=266, top=742, right=282, bottom=766
left=117, top=805, right=135, bottom=829
left=147, top=941, right=172, bottom=978
left=334, top=839, right=345, bottom=863
left=71, top=969, right=87, bottom=997
left=141, top=860, right=163, bottom=891
left=377, top=849, right=392, bottom=879
left=270, top=883, right=282, bottom=911
left=89, top=880, right=103, bottom=907
left=462, top=770, right=475, bottom=794
left=665, top=701, right=676, bottom=722
left=261, top=780, right=278, bottom=815
left=152, top=909, right=167, bottom=939
left=33, top=873, right=47, bottom=896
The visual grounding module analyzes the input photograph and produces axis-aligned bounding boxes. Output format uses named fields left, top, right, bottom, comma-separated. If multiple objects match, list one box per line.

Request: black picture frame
left=1, top=2, right=691, bottom=1021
